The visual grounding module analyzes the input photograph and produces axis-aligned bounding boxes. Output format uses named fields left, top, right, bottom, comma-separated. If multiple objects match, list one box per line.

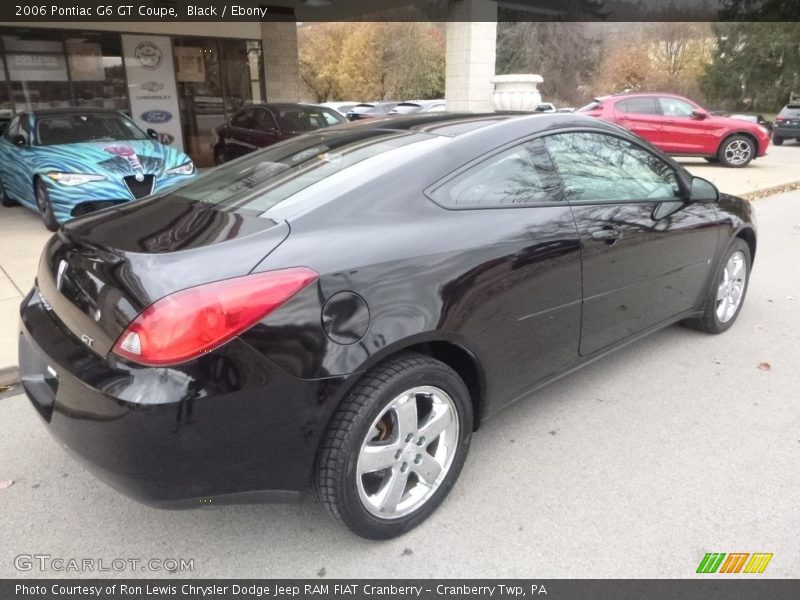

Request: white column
left=445, top=0, right=497, bottom=113
left=261, top=21, right=301, bottom=102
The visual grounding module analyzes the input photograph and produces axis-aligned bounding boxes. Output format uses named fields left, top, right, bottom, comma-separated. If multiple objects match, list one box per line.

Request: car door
left=543, top=130, right=720, bottom=355
left=428, top=138, right=583, bottom=407
left=225, top=108, right=258, bottom=159
left=252, top=108, right=283, bottom=148
left=658, top=96, right=716, bottom=154
left=613, top=97, right=664, bottom=145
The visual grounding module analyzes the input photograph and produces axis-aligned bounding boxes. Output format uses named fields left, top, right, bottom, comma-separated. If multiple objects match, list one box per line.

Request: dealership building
left=0, top=20, right=303, bottom=166
left=1, top=1, right=518, bottom=166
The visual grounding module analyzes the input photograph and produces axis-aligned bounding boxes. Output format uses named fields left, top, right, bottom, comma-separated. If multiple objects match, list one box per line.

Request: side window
left=432, top=139, right=562, bottom=208
left=231, top=108, right=255, bottom=128
left=4, top=116, right=20, bottom=141
left=544, top=132, right=681, bottom=203
left=255, top=109, right=278, bottom=131
left=659, top=97, right=695, bottom=117
left=616, top=98, right=658, bottom=115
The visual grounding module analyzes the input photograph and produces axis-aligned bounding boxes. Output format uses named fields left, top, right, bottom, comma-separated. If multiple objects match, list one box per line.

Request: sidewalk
left=1, top=142, right=799, bottom=385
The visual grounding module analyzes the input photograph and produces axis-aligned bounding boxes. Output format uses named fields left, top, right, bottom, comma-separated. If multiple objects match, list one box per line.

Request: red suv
left=578, top=93, right=770, bottom=168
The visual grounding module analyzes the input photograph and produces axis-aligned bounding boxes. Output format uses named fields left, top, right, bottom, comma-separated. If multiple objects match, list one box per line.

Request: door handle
left=591, top=227, right=621, bottom=243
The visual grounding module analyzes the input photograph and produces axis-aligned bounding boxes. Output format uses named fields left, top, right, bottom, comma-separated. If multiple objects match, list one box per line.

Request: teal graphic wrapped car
left=0, top=108, right=195, bottom=230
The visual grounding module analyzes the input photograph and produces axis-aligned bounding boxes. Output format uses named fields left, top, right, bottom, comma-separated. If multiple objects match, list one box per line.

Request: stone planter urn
left=490, top=74, right=544, bottom=112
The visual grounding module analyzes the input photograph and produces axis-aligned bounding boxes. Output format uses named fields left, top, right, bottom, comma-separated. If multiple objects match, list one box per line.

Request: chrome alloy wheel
left=724, top=139, right=752, bottom=166
left=716, top=250, right=746, bottom=323
left=356, top=386, right=459, bottom=519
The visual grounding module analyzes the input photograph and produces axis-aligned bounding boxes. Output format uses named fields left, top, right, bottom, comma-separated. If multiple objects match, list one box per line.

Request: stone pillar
left=445, top=0, right=497, bottom=113
left=261, top=21, right=302, bottom=102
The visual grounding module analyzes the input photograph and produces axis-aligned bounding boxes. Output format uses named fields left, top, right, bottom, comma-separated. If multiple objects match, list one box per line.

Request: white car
left=534, top=102, right=557, bottom=113
left=319, top=101, right=361, bottom=116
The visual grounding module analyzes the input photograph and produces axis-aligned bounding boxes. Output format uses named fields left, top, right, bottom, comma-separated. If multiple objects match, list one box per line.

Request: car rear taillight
left=112, top=267, right=318, bottom=366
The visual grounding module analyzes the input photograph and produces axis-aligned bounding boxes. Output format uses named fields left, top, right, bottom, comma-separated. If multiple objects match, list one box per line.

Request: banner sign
left=122, top=34, right=183, bottom=151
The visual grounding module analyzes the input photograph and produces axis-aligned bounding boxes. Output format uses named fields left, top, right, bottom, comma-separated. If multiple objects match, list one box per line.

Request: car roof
left=24, top=107, right=127, bottom=117
left=247, top=103, right=337, bottom=111
left=595, top=92, right=690, bottom=102
left=329, top=111, right=623, bottom=139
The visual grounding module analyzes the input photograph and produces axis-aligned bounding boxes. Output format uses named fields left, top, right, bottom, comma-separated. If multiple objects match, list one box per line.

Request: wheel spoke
left=716, top=282, right=727, bottom=301
left=359, top=443, right=399, bottom=475
left=419, top=404, right=453, bottom=442
left=393, top=394, right=419, bottom=439
left=730, top=259, right=744, bottom=280
left=378, top=468, right=410, bottom=513
left=413, top=452, right=443, bottom=485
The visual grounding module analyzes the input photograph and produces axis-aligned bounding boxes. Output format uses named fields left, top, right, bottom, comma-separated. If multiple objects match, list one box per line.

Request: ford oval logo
left=141, top=110, right=172, bottom=124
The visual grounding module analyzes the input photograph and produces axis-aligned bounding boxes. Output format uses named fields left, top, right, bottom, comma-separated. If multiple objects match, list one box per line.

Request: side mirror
left=11, top=134, right=26, bottom=146
left=690, top=176, right=719, bottom=202
left=146, top=128, right=159, bottom=140
left=691, top=109, right=709, bottom=120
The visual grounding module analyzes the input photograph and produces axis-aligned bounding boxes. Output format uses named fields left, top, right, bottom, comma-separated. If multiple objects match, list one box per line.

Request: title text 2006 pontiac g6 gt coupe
left=19, top=113, right=755, bottom=539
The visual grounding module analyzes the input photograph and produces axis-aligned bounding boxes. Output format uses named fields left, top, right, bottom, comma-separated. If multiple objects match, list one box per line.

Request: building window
left=173, top=37, right=264, bottom=167
left=0, top=28, right=128, bottom=114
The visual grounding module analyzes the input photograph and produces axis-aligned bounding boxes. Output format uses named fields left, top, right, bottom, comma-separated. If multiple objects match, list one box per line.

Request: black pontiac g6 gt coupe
left=19, top=113, right=755, bottom=539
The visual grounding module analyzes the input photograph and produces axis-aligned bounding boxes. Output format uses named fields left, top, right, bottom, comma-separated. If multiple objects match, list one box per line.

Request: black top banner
left=1, top=0, right=800, bottom=22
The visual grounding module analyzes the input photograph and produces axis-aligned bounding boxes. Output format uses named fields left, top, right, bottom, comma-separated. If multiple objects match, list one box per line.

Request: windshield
left=36, top=114, right=148, bottom=145
left=274, top=106, right=345, bottom=132
left=577, top=100, right=602, bottom=112
left=171, top=128, right=442, bottom=216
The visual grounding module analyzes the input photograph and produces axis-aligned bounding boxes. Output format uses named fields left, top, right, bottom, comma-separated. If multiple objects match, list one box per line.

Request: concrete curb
left=741, top=180, right=800, bottom=201
left=0, top=181, right=798, bottom=388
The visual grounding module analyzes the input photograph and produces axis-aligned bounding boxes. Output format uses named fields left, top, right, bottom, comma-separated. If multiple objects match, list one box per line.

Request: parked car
left=557, top=107, right=576, bottom=113
left=19, top=113, right=755, bottom=539
left=389, top=100, right=446, bottom=114
left=771, top=103, right=800, bottom=145
left=728, top=113, right=772, bottom=134
left=319, top=101, right=361, bottom=116
left=0, top=108, right=195, bottom=231
left=345, top=102, right=399, bottom=121
left=534, top=102, right=557, bottom=112
left=578, top=93, right=770, bottom=167
left=213, top=103, right=345, bottom=164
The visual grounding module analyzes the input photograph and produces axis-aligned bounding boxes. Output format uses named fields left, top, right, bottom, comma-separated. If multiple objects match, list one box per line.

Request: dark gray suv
left=772, top=103, right=800, bottom=145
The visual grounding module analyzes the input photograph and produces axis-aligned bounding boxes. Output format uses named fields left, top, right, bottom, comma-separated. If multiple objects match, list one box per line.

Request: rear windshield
left=36, top=114, right=147, bottom=145
left=779, top=105, right=800, bottom=117
left=170, top=129, right=443, bottom=215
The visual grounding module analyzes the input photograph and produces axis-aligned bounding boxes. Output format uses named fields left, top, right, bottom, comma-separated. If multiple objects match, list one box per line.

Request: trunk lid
left=37, top=196, right=290, bottom=358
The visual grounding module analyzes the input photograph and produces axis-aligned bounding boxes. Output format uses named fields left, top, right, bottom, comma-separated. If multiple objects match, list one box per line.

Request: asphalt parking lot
left=0, top=184, right=798, bottom=578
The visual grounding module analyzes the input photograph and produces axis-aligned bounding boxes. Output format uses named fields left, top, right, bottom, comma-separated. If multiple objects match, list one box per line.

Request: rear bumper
left=19, top=288, right=348, bottom=506
left=773, top=126, right=800, bottom=139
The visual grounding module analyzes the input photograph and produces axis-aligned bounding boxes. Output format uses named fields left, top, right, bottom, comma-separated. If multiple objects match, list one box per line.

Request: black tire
left=772, top=136, right=784, bottom=146
left=0, top=179, right=17, bottom=207
left=315, top=352, right=473, bottom=539
left=35, top=179, right=59, bottom=231
left=704, top=157, right=719, bottom=163
left=717, top=135, right=755, bottom=168
left=213, top=146, right=227, bottom=166
left=684, top=238, right=751, bottom=334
